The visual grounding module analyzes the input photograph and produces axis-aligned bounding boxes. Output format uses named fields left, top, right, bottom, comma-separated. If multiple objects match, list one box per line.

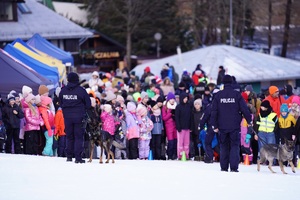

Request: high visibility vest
left=257, top=112, right=277, bottom=133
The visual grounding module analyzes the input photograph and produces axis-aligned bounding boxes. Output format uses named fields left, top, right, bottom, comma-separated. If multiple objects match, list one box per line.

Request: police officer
left=59, top=72, right=91, bottom=163
left=210, top=75, right=251, bottom=172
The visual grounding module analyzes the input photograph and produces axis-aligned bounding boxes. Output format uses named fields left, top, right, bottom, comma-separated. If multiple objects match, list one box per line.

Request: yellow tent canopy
left=13, top=42, right=66, bottom=83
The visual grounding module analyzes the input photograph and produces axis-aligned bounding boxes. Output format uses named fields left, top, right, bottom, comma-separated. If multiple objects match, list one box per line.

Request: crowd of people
left=0, top=63, right=300, bottom=172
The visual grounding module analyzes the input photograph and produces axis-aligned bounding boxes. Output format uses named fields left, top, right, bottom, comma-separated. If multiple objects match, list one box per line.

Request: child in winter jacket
left=256, top=100, right=278, bottom=151
left=125, top=101, right=140, bottom=159
left=39, top=96, right=55, bottom=156
left=101, top=104, right=119, bottom=136
left=23, top=94, right=44, bottom=155
left=114, top=102, right=127, bottom=159
left=162, top=92, right=177, bottom=160
left=175, top=93, right=192, bottom=159
left=278, top=103, right=296, bottom=143
left=2, top=95, right=24, bottom=154
left=55, top=107, right=66, bottom=157
left=136, top=104, right=153, bottom=159
left=149, top=100, right=163, bottom=160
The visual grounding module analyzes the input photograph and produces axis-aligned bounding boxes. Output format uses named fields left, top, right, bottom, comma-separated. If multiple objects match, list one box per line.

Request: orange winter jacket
left=55, top=109, right=65, bottom=136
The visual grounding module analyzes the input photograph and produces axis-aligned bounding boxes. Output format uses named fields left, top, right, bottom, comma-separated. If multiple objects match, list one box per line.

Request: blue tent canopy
left=27, top=33, right=74, bottom=65
left=4, top=44, right=59, bottom=87
left=0, top=49, right=54, bottom=96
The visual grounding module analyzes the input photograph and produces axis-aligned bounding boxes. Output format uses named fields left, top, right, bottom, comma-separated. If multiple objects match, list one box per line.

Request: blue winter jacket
left=59, top=82, right=91, bottom=119
left=210, top=84, right=251, bottom=130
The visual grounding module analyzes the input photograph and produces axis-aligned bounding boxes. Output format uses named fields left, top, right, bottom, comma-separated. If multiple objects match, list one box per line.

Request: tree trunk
left=281, top=0, right=292, bottom=57
left=126, top=31, right=132, bottom=70
left=268, top=0, right=272, bottom=54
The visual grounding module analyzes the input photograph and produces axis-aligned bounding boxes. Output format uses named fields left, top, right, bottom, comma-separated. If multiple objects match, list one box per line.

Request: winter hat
left=141, top=91, right=148, bottom=100
left=55, top=87, right=61, bottom=97
left=7, top=94, right=15, bottom=102
left=269, top=86, right=279, bottom=95
left=92, top=71, right=99, bottom=77
left=136, top=104, right=147, bottom=117
left=127, top=95, right=134, bottom=101
left=40, top=96, right=52, bottom=107
left=280, top=103, right=289, bottom=113
left=166, top=92, right=175, bottom=101
left=127, top=101, right=136, bottom=112
left=292, top=96, right=300, bottom=105
left=105, top=91, right=117, bottom=102
left=193, top=99, right=202, bottom=107
left=178, top=82, right=186, bottom=88
left=155, top=77, right=162, bottom=84
left=261, top=100, right=271, bottom=109
left=67, top=72, right=79, bottom=83
left=103, top=104, right=112, bottom=113
left=144, top=66, right=151, bottom=73
left=25, top=93, right=35, bottom=103
left=116, top=95, right=125, bottom=103
left=149, top=100, right=157, bottom=108
left=156, top=95, right=164, bottom=103
left=245, top=85, right=253, bottom=92
left=133, top=92, right=141, bottom=102
left=241, top=92, right=248, bottom=103
left=222, top=75, right=233, bottom=84
left=38, top=85, right=49, bottom=95
left=22, top=85, right=32, bottom=98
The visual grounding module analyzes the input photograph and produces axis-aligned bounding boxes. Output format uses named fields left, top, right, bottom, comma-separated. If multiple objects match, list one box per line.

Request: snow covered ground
left=0, top=154, right=299, bottom=200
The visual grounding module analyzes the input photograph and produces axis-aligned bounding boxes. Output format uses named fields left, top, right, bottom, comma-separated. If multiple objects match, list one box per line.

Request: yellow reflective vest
left=257, top=112, right=277, bottom=133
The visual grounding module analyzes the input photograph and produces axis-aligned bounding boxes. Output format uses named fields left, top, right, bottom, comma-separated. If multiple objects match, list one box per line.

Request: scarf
left=152, top=108, right=161, bottom=116
left=167, top=101, right=177, bottom=110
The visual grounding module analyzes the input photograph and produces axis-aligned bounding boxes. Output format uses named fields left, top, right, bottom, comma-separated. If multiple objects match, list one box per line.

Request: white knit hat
left=22, top=85, right=32, bottom=98
left=103, top=104, right=112, bottom=113
left=25, top=93, right=35, bottom=103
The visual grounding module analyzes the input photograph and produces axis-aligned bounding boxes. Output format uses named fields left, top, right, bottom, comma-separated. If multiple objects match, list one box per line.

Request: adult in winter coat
left=2, top=96, right=24, bottom=154
left=162, top=92, right=177, bottom=160
left=175, top=93, right=192, bottom=159
left=59, top=72, right=91, bottom=163
left=211, top=75, right=251, bottom=172
left=216, top=66, right=225, bottom=86
left=160, top=77, right=175, bottom=97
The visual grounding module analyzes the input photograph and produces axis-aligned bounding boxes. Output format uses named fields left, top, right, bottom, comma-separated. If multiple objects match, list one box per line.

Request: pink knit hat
left=292, top=96, right=300, bottom=105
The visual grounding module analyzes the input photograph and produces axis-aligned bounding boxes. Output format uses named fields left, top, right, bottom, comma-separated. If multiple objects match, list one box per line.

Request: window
left=17, top=3, right=31, bottom=14
left=0, top=2, right=14, bottom=21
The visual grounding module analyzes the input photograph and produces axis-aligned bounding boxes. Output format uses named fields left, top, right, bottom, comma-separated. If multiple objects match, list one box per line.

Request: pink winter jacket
left=101, top=111, right=117, bottom=135
left=24, top=107, right=44, bottom=131
left=125, top=110, right=140, bottom=140
left=162, top=106, right=177, bottom=140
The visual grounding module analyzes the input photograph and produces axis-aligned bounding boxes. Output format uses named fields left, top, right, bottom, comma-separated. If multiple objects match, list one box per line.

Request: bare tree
left=268, top=0, right=272, bottom=53
left=281, top=0, right=292, bottom=57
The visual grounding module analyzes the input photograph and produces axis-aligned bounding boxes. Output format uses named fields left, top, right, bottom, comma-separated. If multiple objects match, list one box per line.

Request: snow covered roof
left=52, top=1, right=88, bottom=26
left=132, top=45, right=300, bottom=83
left=0, top=0, right=93, bottom=41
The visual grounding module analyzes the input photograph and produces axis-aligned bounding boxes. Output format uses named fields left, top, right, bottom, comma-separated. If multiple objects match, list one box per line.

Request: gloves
left=47, top=130, right=53, bottom=137
left=245, top=133, right=252, bottom=144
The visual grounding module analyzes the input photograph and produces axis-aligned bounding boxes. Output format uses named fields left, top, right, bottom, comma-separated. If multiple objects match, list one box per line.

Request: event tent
left=132, top=45, right=300, bottom=83
left=4, top=44, right=59, bottom=87
left=27, top=33, right=74, bottom=65
left=0, top=49, right=54, bottom=96
left=11, top=38, right=66, bottom=83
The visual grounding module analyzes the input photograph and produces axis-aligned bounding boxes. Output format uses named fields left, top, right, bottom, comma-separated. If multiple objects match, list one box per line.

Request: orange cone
left=244, top=154, right=250, bottom=165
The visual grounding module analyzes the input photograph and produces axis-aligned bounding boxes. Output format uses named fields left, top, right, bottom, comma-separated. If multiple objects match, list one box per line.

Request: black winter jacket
left=2, top=103, right=24, bottom=129
left=175, top=93, right=192, bottom=132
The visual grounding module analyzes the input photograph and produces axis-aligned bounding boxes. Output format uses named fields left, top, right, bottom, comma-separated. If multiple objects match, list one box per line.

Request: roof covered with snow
left=132, top=45, right=300, bottom=83
left=0, top=0, right=93, bottom=41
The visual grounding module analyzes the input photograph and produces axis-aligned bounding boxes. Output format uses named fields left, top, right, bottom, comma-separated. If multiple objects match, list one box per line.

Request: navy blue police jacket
left=210, top=84, right=251, bottom=131
left=59, top=82, right=91, bottom=119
